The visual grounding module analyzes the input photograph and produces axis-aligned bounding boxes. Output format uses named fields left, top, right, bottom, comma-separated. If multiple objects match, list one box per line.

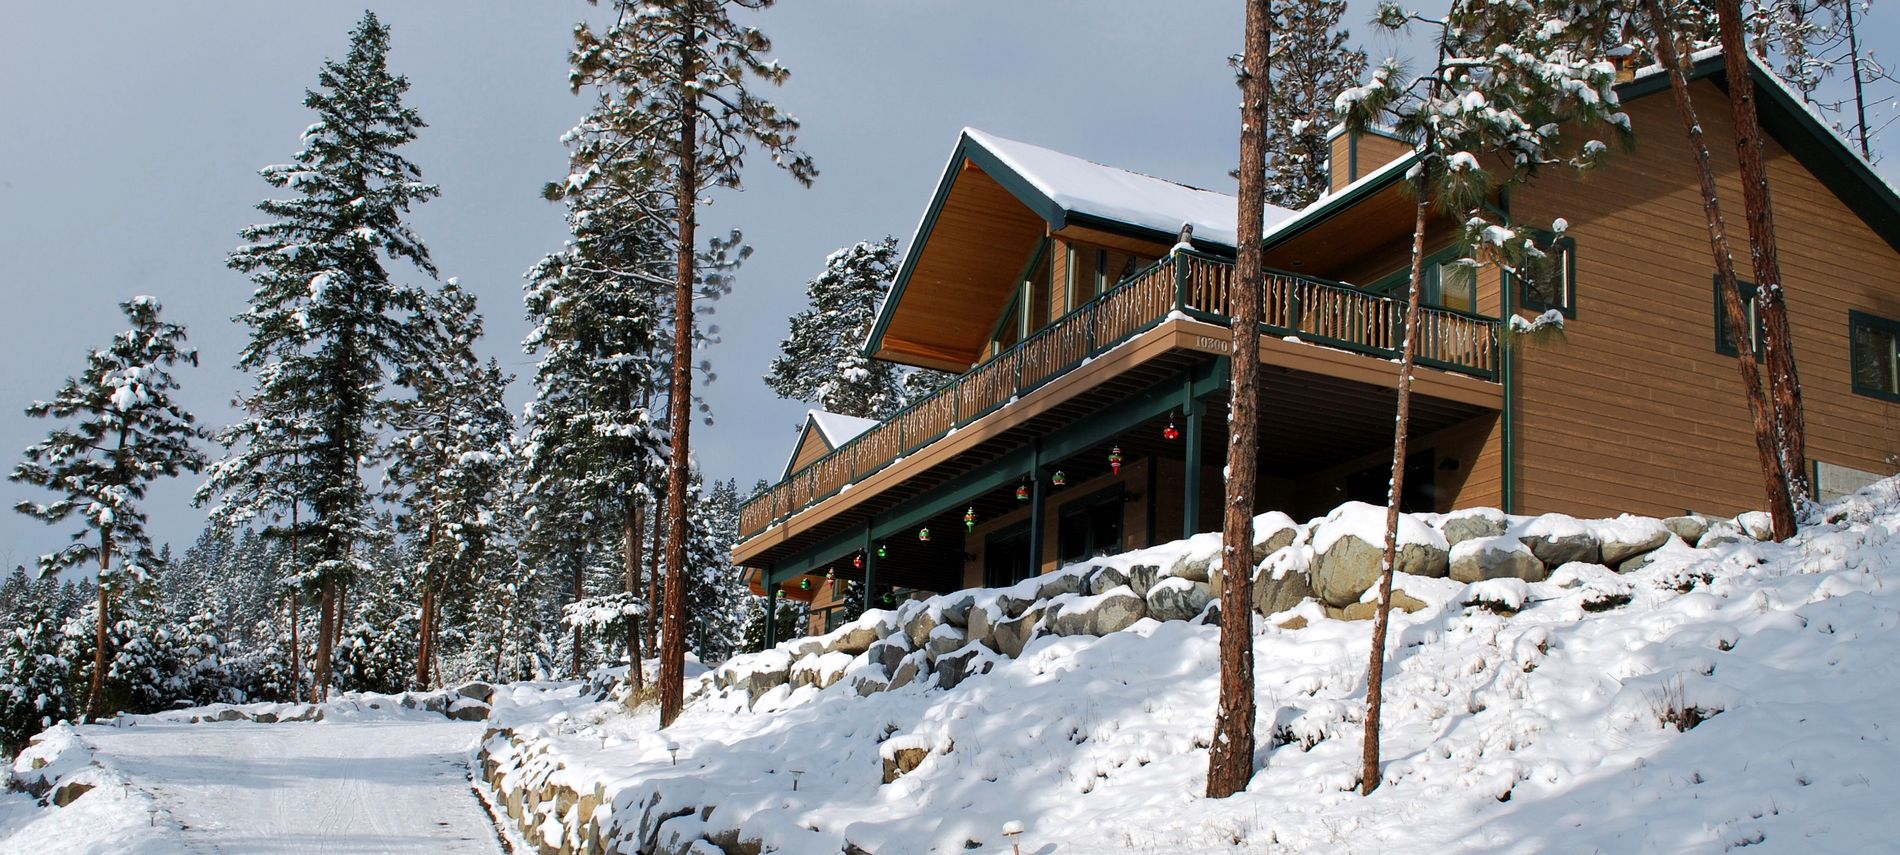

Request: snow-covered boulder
left=1663, top=515, right=1709, bottom=545
left=923, top=623, right=966, bottom=661
left=454, top=681, right=495, bottom=704
left=1310, top=504, right=1450, bottom=607
left=937, top=594, right=976, bottom=628
left=1439, top=508, right=1506, bottom=546
left=1126, top=564, right=1162, bottom=598
left=888, top=651, right=929, bottom=690
left=1450, top=535, right=1547, bottom=583
left=1047, top=587, right=1146, bottom=637
left=868, top=636, right=910, bottom=678
left=934, top=647, right=995, bottom=690
left=1518, top=514, right=1601, bottom=567
left=1168, top=551, right=1214, bottom=584
left=1253, top=561, right=1315, bottom=616
left=1699, top=521, right=1748, bottom=549
left=1595, top=516, right=1672, bottom=567
left=991, top=605, right=1047, bottom=658
left=1146, top=577, right=1212, bottom=622
left=1735, top=511, right=1775, bottom=541
left=1087, top=564, right=1130, bottom=595
left=1461, top=577, right=1530, bottom=614
left=1036, top=570, right=1086, bottom=601
left=447, top=697, right=491, bottom=722
left=740, top=650, right=792, bottom=702
left=1251, top=512, right=1300, bottom=563
left=903, top=606, right=939, bottom=649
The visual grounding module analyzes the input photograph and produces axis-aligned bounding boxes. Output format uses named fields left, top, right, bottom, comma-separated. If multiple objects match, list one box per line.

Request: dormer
left=864, top=129, right=1296, bottom=373
left=781, top=410, right=878, bottom=480
left=1326, top=124, right=1413, bottom=194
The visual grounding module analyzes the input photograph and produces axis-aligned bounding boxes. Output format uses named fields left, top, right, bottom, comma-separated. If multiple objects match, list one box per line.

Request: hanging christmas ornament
left=1052, top=470, right=1068, bottom=487
left=964, top=506, right=977, bottom=531
left=877, top=542, right=888, bottom=559
left=1163, top=417, right=1180, bottom=441
left=1109, top=445, right=1124, bottom=475
left=799, top=578, right=812, bottom=591
left=1015, top=480, right=1030, bottom=502
left=825, top=568, right=835, bottom=583
left=918, top=526, right=931, bottom=542
left=853, top=553, right=863, bottom=570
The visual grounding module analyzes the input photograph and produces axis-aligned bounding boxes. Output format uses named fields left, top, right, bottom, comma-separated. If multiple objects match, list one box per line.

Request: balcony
left=738, top=250, right=1501, bottom=542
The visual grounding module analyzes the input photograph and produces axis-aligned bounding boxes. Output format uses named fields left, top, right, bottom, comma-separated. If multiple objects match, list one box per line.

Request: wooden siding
left=787, top=426, right=834, bottom=477
left=1509, top=78, right=1900, bottom=519
left=1328, top=130, right=1414, bottom=192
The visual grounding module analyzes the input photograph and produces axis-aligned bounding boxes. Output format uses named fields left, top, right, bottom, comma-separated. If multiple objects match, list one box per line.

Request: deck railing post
left=764, top=579, right=780, bottom=651
left=1173, top=253, right=1188, bottom=313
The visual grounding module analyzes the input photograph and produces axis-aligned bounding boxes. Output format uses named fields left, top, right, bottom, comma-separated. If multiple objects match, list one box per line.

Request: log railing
left=738, top=251, right=1499, bottom=540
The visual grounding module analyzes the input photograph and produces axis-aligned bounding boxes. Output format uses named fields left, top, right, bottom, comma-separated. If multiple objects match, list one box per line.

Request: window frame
left=1712, top=276, right=1765, bottom=360
left=1849, top=309, right=1900, bottom=403
left=1370, top=245, right=1477, bottom=314
left=1514, top=230, right=1578, bottom=319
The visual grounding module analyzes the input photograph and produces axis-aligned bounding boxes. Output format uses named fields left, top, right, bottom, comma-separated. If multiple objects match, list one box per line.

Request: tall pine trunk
left=1645, top=0, right=1793, bottom=534
left=658, top=19, right=701, bottom=727
left=1207, top=0, right=1269, bottom=800
left=1718, top=0, right=1808, bottom=533
left=86, top=531, right=112, bottom=722
left=314, top=577, right=336, bottom=702
left=625, top=502, right=645, bottom=693
left=288, top=506, right=303, bottom=702
left=416, top=526, right=437, bottom=690
left=1362, top=171, right=1434, bottom=796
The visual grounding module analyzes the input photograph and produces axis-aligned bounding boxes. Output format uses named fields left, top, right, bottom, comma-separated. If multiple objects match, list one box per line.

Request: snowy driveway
left=79, top=717, right=505, bottom=854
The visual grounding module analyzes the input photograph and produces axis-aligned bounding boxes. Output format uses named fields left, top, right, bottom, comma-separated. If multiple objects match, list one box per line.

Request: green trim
left=1261, top=154, right=1417, bottom=253
left=1500, top=188, right=1515, bottom=514
left=1370, top=244, right=1477, bottom=312
left=1848, top=310, right=1900, bottom=402
left=1348, top=133, right=1359, bottom=182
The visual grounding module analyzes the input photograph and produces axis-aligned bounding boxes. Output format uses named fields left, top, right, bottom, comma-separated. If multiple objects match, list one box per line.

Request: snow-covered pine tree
left=1338, top=0, right=1630, bottom=793
left=681, top=478, right=749, bottom=664
left=568, top=0, right=816, bottom=726
left=10, top=297, right=208, bottom=721
left=1264, top=0, right=1368, bottom=209
left=389, top=280, right=514, bottom=689
left=0, top=593, right=70, bottom=753
left=217, top=11, right=439, bottom=701
left=766, top=238, right=953, bottom=419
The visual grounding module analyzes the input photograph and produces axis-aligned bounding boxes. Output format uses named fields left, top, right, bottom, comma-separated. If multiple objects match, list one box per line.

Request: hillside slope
left=485, top=481, right=1900, bottom=854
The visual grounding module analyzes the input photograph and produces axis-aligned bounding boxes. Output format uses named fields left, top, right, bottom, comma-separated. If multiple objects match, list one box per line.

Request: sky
left=1, top=2, right=1896, bottom=570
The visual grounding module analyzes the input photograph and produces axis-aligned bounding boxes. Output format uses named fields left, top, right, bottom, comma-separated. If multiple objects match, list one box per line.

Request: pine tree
left=568, top=0, right=815, bottom=728
left=0, top=594, right=71, bottom=752
left=1338, top=0, right=1629, bottom=794
left=766, top=238, right=953, bottom=419
left=389, top=280, right=514, bottom=689
left=11, top=297, right=208, bottom=721
left=214, top=11, right=439, bottom=700
left=1264, top=0, right=1367, bottom=209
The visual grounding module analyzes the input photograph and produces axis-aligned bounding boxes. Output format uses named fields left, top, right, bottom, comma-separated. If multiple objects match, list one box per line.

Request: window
left=1058, top=486, right=1126, bottom=565
left=1372, top=246, right=1478, bottom=313
left=1851, top=310, right=1900, bottom=402
left=1713, top=277, right=1764, bottom=359
left=1517, top=231, right=1577, bottom=317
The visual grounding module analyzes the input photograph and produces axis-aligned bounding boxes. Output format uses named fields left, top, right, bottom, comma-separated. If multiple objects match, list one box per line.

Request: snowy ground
left=2, top=699, right=505, bottom=855
left=483, top=480, right=1900, bottom=854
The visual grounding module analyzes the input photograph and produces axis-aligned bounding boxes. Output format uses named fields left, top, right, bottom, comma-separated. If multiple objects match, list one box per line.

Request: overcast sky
left=2, top=2, right=1896, bottom=568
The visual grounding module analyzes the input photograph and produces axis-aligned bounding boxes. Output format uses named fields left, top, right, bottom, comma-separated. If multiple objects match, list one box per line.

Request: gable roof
left=781, top=410, right=878, bottom=481
left=864, top=129, right=1299, bottom=364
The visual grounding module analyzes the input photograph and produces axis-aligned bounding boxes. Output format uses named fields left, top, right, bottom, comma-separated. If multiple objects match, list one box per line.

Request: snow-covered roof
left=781, top=410, right=879, bottom=481
left=808, top=410, right=877, bottom=446
left=962, top=128, right=1299, bottom=248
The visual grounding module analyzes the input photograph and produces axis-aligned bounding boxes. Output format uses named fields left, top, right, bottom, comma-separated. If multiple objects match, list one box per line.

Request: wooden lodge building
left=735, top=53, right=1900, bottom=642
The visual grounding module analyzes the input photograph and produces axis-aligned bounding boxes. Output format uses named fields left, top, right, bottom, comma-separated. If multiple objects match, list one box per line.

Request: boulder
left=1440, top=510, right=1505, bottom=547
left=881, top=743, right=930, bottom=784
left=830, top=623, right=881, bottom=656
left=935, top=648, right=992, bottom=690
left=788, top=636, right=828, bottom=660
left=990, top=606, right=1046, bottom=658
left=997, top=590, right=1037, bottom=619
left=743, top=656, right=792, bottom=703
left=888, top=652, right=928, bottom=690
left=1312, top=535, right=1448, bottom=607
left=868, top=638, right=910, bottom=678
left=1597, top=518, right=1671, bottom=567
left=1735, top=511, right=1775, bottom=541
left=1663, top=515, right=1709, bottom=545
left=1340, top=590, right=1428, bottom=621
left=1251, top=519, right=1299, bottom=565
left=1252, top=565, right=1315, bottom=616
left=1519, top=514, right=1601, bottom=566
left=252, top=711, right=279, bottom=724
left=923, top=624, right=966, bottom=661
left=1036, top=572, right=1085, bottom=601
left=1168, top=552, right=1214, bottom=583
left=902, top=607, right=938, bottom=649
left=1091, top=587, right=1147, bottom=634
left=455, top=681, right=495, bottom=703
left=965, top=604, right=1000, bottom=653
left=1277, top=615, right=1309, bottom=630
left=212, top=707, right=247, bottom=722
left=1087, top=565, right=1130, bottom=596
left=1451, top=536, right=1547, bottom=583
left=1127, top=564, right=1162, bottom=598
left=1145, top=577, right=1213, bottom=622
left=447, top=698, right=491, bottom=722
left=1699, top=523, right=1746, bottom=549
left=938, top=594, right=976, bottom=628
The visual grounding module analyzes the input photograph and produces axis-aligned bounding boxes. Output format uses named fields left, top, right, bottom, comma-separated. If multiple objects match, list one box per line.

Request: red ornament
left=1109, top=445, right=1124, bottom=475
left=1015, top=482, right=1029, bottom=502
left=853, top=553, right=863, bottom=570
left=1163, top=419, right=1181, bottom=441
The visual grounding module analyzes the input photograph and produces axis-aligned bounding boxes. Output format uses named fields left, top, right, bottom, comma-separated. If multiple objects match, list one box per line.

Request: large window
left=1851, top=310, right=1900, bottom=402
left=1373, top=246, right=1479, bottom=313
left=1517, top=231, right=1577, bottom=317
left=1058, top=486, right=1126, bottom=566
left=1713, top=277, right=1764, bottom=359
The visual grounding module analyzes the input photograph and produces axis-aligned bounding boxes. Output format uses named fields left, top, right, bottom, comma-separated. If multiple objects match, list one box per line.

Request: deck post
left=1028, top=439, right=1045, bottom=580
left=861, top=523, right=877, bottom=613
left=764, top=580, right=780, bottom=651
left=1182, top=380, right=1204, bottom=539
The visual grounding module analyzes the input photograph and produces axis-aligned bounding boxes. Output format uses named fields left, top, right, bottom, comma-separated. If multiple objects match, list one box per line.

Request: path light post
left=1002, top=820, right=1025, bottom=855
left=667, top=741, right=680, bottom=766
left=790, top=768, right=804, bottom=791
